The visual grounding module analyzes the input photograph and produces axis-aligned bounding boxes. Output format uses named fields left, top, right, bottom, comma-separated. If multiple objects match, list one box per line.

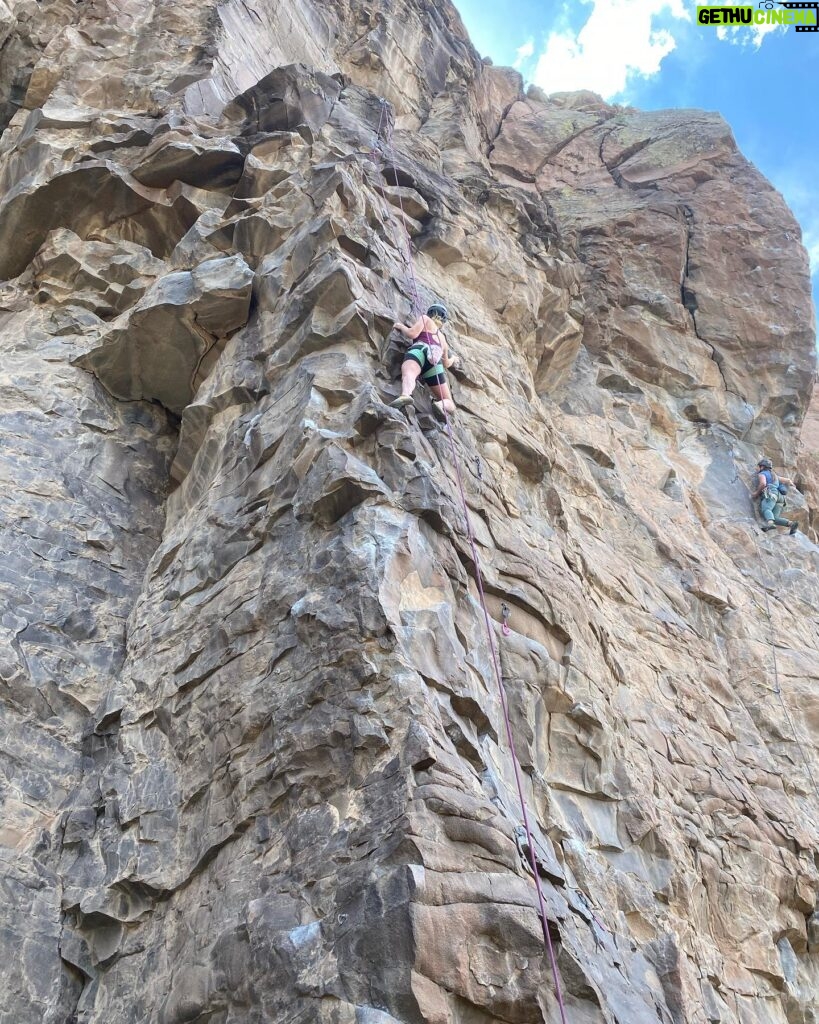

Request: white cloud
left=513, top=38, right=535, bottom=68
left=532, top=0, right=691, bottom=100
left=749, top=18, right=787, bottom=46
left=714, top=19, right=786, bottom=48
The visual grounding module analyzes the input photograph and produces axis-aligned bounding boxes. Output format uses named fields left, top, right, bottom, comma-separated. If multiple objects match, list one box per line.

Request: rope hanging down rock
left=372, top=99, right=570, bottom=1023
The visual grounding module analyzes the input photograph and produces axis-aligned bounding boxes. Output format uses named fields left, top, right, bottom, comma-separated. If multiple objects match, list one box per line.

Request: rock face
left=0, top=2, right=817, bottom=1023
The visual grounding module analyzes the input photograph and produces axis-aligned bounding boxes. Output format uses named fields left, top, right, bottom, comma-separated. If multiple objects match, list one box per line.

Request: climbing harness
left=372, top=99, right=570, bottom=1022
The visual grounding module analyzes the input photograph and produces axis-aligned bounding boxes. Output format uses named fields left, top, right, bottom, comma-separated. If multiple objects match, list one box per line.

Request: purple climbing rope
left=374, top=99, right=570, bottom=1023
left=441, top=410, right=570, bottom=1024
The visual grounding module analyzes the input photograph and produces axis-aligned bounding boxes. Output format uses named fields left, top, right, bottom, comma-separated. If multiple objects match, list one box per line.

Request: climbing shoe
left=389, top=395, right=412, bottom=409
left=761, top=523, right=776, bottom=532
left=789, top=521, right=798, bottom=535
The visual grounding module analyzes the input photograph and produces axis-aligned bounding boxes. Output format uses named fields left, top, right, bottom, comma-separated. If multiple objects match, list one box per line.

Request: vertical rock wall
left=0, top=1, right=817, bottom=1022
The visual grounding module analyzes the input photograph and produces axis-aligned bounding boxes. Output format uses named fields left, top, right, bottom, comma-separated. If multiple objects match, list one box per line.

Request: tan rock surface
left=798, top=385, right=819, bottom=543
left=0, top=1, right=817, bottom=1023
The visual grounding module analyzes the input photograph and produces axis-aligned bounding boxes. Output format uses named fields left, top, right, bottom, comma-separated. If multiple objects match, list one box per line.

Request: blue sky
left=454, top=0, right=819, bottom=328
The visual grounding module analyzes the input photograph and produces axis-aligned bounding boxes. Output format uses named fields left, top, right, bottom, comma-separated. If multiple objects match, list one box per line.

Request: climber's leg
left=759, top=495, right=776, bottom=523
left=771, top=499, right=791, bottom=528
left=391, top=356, right=423, bottom=407
left=427, top=376, right=455, bottom=415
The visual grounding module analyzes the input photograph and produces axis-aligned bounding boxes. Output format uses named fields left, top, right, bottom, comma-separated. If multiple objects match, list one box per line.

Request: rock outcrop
left=0, top=1, right=817, bottom=1023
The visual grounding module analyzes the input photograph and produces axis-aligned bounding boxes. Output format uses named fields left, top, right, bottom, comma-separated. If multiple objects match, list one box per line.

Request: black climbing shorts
left=424, top=371, right=446, bottom=387
left=404, top=343, right=445, bottom=386
left=404, top=345, right=428, bottom=369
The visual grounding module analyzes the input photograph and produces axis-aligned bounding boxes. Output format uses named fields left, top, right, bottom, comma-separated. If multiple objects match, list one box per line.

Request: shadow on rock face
left=0, top=163, right=202, bottom=280
left=222, top=64, right=343, bottom=137
left=75, top=255, right=253, bottom=414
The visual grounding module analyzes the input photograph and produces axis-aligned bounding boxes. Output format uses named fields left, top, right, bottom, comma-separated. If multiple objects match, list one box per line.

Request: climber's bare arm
left=393, top=316, right=425, bottom=340
left=442, top=335, right=457, bottom=368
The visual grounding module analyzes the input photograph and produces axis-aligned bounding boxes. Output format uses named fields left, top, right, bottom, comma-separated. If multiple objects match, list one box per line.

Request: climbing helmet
left=427, top=303, right=448, bottom=322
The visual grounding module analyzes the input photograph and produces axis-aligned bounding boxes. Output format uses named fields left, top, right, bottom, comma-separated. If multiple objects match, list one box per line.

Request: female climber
left=389, top=303, right=457, bottom=419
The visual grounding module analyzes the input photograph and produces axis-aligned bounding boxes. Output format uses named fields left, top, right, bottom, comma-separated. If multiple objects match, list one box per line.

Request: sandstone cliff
left=1, top=1, right=818, bottom=1023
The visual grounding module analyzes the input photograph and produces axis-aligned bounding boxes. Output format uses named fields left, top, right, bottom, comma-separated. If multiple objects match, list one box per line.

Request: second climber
left=390, top=303, right=457, bottom=419
left=752, top=457, right=799, bottom=535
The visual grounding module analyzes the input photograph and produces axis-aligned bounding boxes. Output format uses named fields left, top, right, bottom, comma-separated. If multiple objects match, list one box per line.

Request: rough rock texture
left=798, top=386, right=819, bottom=542
left=1, top=2, right=818, bottom=1023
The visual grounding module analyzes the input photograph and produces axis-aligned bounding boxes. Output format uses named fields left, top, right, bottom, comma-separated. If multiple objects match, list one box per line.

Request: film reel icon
left=780, top=0, right=819, bottom=28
